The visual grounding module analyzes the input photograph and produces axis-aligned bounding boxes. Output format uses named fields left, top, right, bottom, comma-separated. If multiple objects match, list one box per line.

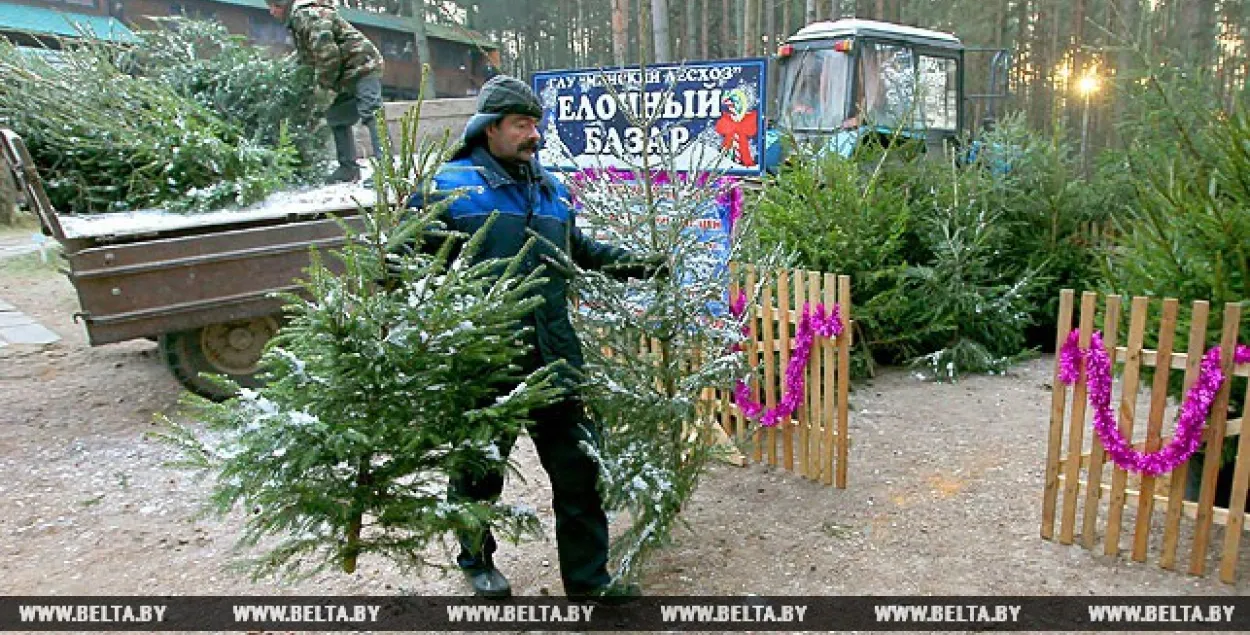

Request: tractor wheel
left=159, top=315, right=281, bottom=401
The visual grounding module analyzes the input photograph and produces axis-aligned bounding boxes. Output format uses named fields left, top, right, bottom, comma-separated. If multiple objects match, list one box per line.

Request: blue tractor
left=764, top=19, right=1010, bottom=171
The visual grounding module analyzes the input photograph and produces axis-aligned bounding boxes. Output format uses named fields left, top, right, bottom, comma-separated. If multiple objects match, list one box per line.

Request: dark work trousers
left=325, top=72, right=384, bottom=167
left=450, top=395, right=612, bottom=594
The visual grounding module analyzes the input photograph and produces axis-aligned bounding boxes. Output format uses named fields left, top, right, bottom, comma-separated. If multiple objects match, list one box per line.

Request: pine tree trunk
left=760, top=0, right=770, bottom=52
left=1049, top=0, right=1063, bottom=124
left=736, top=0, right=746, bottom=55
left=555, top=0, right=571, bottom=68
left=342, top=462, right=372, bottom=574
left=651, top=0, right=672, bottom=62
left=577, top=0, right=587, bottom=67
left=572, top=0, right=582, bottom=67
left=783, top=0, right=791, bottom=41
left=629, top=0, right=640, bottom=63
left=1071, top=0, right=1087, bottom=74
left=530, top=20, right=541, bottom=74
left=640, top=0, right=653, bottom=66
left=805, top=0, right=815, bottom=24
left=993, top=0, right=1006, bottom=48
left=758, top=0, right=767, bottom=52
left=502, top=29, right=512, bottom=75
left=1066, top=0, right=1087, bottom=137
left=1174, top=0, right=1195, bottom=61
left=1178, top=0, right=1216, bottom=69
left=702, top=0, right=710, bottom=58
left=1015, top=0, right=1031, bottom=102
left=1030, top=0, right=1051, bottom=129
left=1219, top=0, right=1242, bottom=108
left=982, top=0, right=1009, bottom=127
left=1143, top=1, right=1158, bottom=61
left=743, top=0, right=758, bottom=55
left=612, top=0, right=628, bottom=66
left=512, top=30, right=522, bottom=75
left=1111, top=0, right=1138, bottom=143
left=686, top=0, right=699, bottom=59
left=408, top=0, right=436, bottom=98
left=875, top=0, right=884, bottom=20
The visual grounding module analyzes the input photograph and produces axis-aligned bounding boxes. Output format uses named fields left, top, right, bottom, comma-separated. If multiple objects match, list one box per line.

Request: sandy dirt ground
left=0, top=234, right=1245, bottom=634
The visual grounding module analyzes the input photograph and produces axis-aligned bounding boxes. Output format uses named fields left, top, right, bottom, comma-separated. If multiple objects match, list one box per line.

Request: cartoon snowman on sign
left=714, top=87, right=759, bottom=168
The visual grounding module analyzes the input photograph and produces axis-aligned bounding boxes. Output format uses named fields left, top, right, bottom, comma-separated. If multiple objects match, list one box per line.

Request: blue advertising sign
left=532, top=59, right=768, bottom=176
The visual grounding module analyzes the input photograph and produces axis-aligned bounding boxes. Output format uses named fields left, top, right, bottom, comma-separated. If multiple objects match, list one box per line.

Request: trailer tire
left=159, top=316, right=281, bottom=401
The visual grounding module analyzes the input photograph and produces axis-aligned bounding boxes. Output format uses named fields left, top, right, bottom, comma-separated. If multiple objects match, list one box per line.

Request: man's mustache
left=518, top=140, right=539, bottom=151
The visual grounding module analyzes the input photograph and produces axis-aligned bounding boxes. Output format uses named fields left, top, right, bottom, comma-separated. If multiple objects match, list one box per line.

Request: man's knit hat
left=461, top=75, right=543, bottom=147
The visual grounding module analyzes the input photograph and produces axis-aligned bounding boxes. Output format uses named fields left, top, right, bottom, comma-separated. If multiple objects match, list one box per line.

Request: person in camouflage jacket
left=266, top=0, right=385, bottom=183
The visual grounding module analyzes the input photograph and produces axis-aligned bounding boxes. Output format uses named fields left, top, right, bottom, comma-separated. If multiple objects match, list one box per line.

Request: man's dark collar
left=468, top=146, right=555, bottom=191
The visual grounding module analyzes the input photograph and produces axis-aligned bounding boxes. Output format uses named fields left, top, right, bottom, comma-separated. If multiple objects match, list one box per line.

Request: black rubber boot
left=327, top=163, right=362, bottom=184
left=462, top=565, right=512, bottom=599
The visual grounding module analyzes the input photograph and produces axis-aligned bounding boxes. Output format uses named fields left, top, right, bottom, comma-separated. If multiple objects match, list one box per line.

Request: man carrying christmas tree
left=266, top=0, right=384, bottom=183
left=411, top=75, right=661, bottom=602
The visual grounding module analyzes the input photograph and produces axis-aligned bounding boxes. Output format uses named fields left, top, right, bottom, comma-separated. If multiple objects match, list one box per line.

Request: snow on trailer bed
left=57, top=179, right=378, bottom=240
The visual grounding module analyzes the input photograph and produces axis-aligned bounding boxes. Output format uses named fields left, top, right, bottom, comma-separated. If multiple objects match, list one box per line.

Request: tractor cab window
left=777, top=48, right=851, bottom=131
left=856, top=42, right=959, bottom=132
left=855, top=42, right=913, bottom=129
left=918, top=56, right=958, bottom=130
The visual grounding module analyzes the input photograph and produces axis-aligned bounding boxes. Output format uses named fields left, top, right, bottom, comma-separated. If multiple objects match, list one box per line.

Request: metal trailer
left=2, top=128, right=369, bottom=400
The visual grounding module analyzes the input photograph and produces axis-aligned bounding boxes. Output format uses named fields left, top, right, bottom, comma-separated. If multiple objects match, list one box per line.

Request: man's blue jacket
left=409, top=146, right=647, bottom=387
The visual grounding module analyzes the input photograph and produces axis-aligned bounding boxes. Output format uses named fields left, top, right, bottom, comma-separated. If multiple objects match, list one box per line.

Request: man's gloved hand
left=608, top=254, right=670, bottom=281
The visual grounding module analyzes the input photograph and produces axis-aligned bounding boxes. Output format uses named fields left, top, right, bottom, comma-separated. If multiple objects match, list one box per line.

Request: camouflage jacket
left=286, top=0, right=384, bottom=92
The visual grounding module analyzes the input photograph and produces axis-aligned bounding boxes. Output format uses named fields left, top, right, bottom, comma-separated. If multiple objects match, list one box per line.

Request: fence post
left=1041, top=289, right=1075, bottom=540
left=1188, top=303, right=1243, bottom=576
left=1160, top=301, right=1212, bottom=569
left=1080, top=294, right=1122, bottom=549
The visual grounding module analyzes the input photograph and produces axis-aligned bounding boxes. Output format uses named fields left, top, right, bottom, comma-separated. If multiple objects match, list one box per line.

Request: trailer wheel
left=159, top=316, right=281, bottom=401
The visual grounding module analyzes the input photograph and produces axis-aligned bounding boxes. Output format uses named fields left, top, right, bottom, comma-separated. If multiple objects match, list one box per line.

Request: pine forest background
left=379, top=0, right=1247, bottom=157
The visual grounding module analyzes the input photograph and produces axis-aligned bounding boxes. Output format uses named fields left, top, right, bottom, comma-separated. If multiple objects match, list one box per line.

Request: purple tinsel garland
left=729, top=290, right=844, bottom=427
left=1059, top=330, right=1250, bottom=476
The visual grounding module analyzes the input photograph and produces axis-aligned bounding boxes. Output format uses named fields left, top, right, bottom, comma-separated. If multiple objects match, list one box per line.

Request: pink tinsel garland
left=1059, top=330, right=1250, bottom=476
left=729, top=291, right=844, bottom=427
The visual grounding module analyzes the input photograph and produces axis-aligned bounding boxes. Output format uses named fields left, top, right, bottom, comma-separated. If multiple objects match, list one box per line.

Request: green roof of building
left=423, top=20, right=494, bottom=49
left=0, top=3, right=138, bottom=43
left=206, top=0, right=496, bottom=49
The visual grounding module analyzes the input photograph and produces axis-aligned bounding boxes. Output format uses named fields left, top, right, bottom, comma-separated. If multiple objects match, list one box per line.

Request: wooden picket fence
left=1041, top=290, right=1250, bottom=583
left=706, top=264, right=853, bottom=488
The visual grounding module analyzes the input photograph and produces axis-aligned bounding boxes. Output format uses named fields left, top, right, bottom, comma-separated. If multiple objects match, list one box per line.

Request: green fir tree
left=152, top=104, right=564, bottom=580
left=552, top=75, right=786, bottom=582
